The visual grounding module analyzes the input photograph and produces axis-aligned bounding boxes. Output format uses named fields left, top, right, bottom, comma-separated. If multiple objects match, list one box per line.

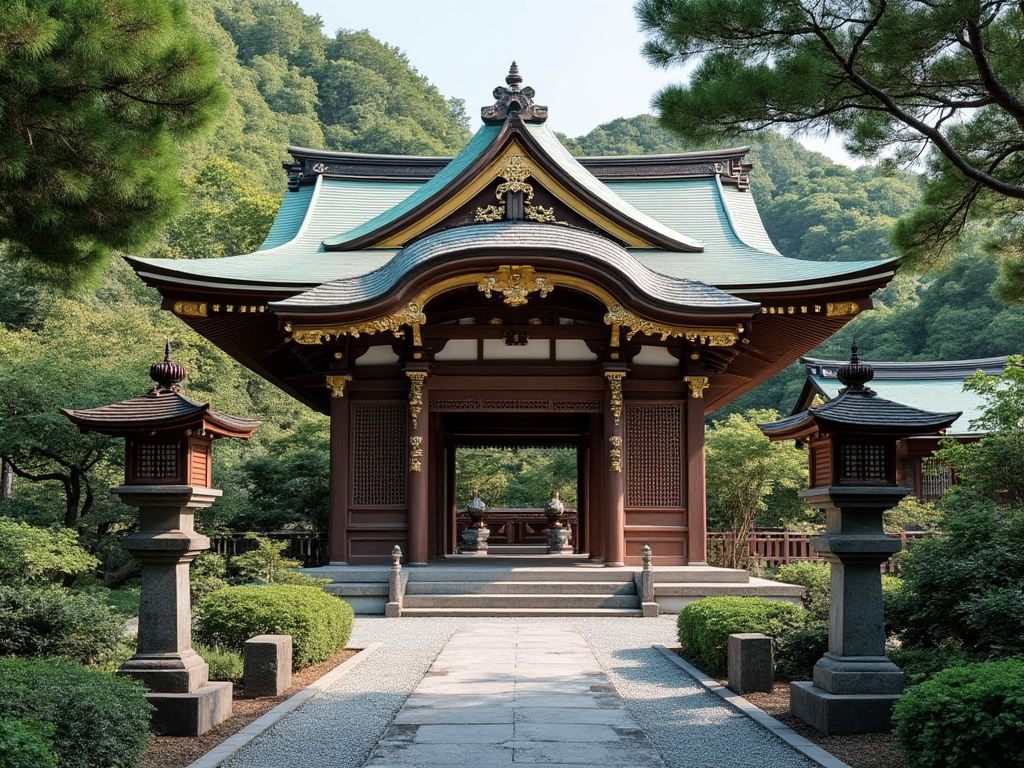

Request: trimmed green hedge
left=773, top=621, right=828, bottom=681
left=0, top=584, right=129, bottom=666
left=0, top=658, right=151, bottom=768
left=0, top=717, right=57, bottom=768
left=893, top=658, right=1024, bottom=768
left=774, top=562, right=830, bottom=621
left=677, top=596, right=805, bottom=677
left=195, top=584, right=353, bottom=670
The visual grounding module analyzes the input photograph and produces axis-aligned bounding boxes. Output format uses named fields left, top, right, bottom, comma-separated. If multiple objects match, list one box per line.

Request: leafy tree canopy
left=637, top=0, right=1024, bottom=295
left=0, top=0, right=225, bottom=284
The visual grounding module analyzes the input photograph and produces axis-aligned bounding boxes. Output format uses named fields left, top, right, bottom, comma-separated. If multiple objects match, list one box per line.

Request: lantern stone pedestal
left=791, top=485, right=908, bottom=735
left=114, top=485, right=232, bottom=737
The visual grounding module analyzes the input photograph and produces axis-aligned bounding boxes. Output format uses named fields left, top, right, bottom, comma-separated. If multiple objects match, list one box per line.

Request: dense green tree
left=455, top=447, right=578, bottom=510
left=0, top=0, right=225, bottom=284
left=704, top=409, right=810, bottom=567
left=636, top=0, right=1024, bottom=296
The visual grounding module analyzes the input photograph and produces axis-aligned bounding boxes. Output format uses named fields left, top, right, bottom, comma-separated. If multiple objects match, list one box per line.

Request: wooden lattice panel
left=352, top=404, right=407, bottom=506
left=625, top=403, right=683, bottom=507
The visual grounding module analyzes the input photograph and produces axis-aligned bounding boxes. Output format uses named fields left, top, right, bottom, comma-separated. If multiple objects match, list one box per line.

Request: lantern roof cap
left=61, top=344, right=259, bottom=439
left=759, top=345, right=960, bottom=440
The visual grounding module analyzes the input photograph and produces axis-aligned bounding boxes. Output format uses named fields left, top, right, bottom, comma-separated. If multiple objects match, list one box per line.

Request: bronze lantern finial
left=149, top=339, right=187, bottom=392
left=481, top=62, right=548, bottom=125
left=837, top=341, right=874, bottom=394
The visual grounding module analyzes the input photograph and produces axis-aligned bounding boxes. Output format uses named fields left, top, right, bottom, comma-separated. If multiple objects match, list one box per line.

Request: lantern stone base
left=790, top=681, right=901, bottom=736
left=118, top=649, right=209, bottom=693
left=458, top=526, right=489, bottom=553
left=145, top=681, right=234, bottom=737
left=546, top=527, right=572, bottom=554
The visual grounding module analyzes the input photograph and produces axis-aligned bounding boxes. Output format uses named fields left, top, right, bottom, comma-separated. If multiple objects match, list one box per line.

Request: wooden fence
left=707, top=530, right=929, bottom=572
left=209, top=532, right=329, bottom=567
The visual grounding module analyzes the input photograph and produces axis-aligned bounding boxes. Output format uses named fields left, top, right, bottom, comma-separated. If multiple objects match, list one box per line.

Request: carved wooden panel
left=352, top=403, right=407, bottom=506
left=625, top=403, right=683, bottom=507
left=431, top=398, right=602, bottom=412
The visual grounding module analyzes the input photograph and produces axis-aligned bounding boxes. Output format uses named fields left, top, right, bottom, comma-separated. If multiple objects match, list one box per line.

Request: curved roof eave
left=271, top=221, right=756, bottom=317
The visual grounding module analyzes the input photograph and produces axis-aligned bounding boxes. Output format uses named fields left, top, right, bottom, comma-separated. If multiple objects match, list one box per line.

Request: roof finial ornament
left=481, top=62, right=548, bottom=125
left=150, top=339, right=187, bottom=393
left=837, top=340, right=875, bottom=394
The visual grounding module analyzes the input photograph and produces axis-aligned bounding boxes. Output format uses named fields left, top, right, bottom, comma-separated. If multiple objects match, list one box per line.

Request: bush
left=231, top=534, right=328, bottom=588
left=0, top=584, right=129, bottom=666
left=677, top=597, right=805, bottom=677
left=774, top=562, right=831, bottom=621
left=194, top=643, right=244, bottom=682
left=0, top=658, right=151, bottom=768
left=190, top=552, right=229, bottom=605
left=195, top=584, right=353, bottom=670
left=774, top=621, right=828, bottom=681
left=889, top=503, right=1024, bottom=657
left=0, top=519, right=98, bottom=586
left=892, top=658, right=1024, bottom=768
left=0, top=717, right=57, bottom=768
left=889, top=643, right=972, bottom=687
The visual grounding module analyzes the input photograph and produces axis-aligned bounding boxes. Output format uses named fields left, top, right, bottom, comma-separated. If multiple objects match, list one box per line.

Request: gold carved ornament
left=685, top=376, right=709, bottom=399
left=406, top=371, right=428, bottom=429
left=325, top=374, right=353, bottom=398
left=409, top=436, right=423, bottom=473
left=478, top=265, right=554, bottom=307
left=287, top=267, right=743, bottom=352
left=604, top=371, right=626, bottom=425
left=474, top=155, right=556, bottom=224
left=609, top=436, right=623, bottom=473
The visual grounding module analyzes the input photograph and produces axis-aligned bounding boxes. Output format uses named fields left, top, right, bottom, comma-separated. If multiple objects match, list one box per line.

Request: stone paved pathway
left=365, top=624, right=665, bottom=767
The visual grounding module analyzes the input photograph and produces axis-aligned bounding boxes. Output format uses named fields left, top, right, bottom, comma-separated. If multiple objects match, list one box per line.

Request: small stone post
left=386, top=545, right=403, bottom=617
left=641, top=544, right=659, bottom=617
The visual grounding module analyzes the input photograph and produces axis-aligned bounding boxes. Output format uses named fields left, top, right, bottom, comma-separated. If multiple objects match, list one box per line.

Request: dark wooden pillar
left=603, top=369, right=627, bottom=567
left=588, top=414, right=604, bottom=562
left=685, top=376, right=709, bottom=565
left=326, top=375, right=352, bottom=564
left=406, top=366, right=430, bottom=565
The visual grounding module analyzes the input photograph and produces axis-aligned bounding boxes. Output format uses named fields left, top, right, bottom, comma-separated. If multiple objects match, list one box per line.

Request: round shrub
left=0, top=584, right=129, bottom=666
left=892, top=658, right=1024, bottom=768
left=0, top=717, right=57, bottom=768
left=0, top=658, right=151, bottom=768
left=775, top=562, right=831, bottom=621
left=773, top=621, right=828, bottom=681
left=195, top=584, right=353, bottom=669
left=677, top=596, right=805, bottom=677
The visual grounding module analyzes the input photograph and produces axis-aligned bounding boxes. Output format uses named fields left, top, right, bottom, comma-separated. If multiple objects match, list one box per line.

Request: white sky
left=296, top=0, right=856, bottom=165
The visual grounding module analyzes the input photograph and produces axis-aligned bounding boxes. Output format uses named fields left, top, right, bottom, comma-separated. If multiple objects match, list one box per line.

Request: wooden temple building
left=127, top=65, right=897, bottom=567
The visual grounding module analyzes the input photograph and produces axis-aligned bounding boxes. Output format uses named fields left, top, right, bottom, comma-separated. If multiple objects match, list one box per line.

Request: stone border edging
left=652, top=644, right=853, bottom=768
left=185, top=643, right=382, bottom=768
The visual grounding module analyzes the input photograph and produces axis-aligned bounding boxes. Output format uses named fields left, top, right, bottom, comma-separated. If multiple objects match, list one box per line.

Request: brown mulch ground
left=743, top=684, right=906, bottom=768
left=141, top=649, right=358, bottom=768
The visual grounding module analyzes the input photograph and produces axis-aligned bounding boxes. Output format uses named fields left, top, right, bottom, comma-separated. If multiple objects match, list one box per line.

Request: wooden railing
left=209, top=532, right=329, bottom=567
left=707, top=530, right=929, bottom=572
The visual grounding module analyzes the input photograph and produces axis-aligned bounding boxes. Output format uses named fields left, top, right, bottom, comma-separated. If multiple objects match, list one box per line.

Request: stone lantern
left=545, top=491, right=572, bottom=554
left=459, top=490, right=490, bottom=554
left=62, top=342, right=259, bottom=736
left=759, top=345, right=959, bottom=735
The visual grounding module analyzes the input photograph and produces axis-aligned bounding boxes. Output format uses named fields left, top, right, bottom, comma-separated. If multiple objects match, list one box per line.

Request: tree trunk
left=0, top=459, right=12, bottom=500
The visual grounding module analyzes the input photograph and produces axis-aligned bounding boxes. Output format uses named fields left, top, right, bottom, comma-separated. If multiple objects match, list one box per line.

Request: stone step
left=406, top=580, right=637, bottom=595
left=406, top=569, right=636, bottom=584
left=401, top=593, right=641, bottom=610
left=484, top=545, right=549, bottom=555
left=323, top=582, right=388, bottom=597
left=398, top=607, right=644, bottom=617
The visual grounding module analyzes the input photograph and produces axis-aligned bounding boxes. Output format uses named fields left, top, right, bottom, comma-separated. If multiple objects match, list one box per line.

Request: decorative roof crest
left=837, top=342, right=875, bottom=395
left=481, top=62, right=548, bottom=125
left=150, top=339, right=187, bottom=393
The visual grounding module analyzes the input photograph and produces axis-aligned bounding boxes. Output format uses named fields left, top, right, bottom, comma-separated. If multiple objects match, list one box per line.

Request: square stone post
left=113, top=485, right=233, bottom=737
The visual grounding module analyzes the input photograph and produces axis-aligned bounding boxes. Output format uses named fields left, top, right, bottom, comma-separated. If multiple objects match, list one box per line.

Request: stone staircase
left=316, top=559, right=804, bottom=617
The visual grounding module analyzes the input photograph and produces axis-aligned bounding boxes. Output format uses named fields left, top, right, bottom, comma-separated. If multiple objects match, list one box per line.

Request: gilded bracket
left=478, top=265, right=554, bottom=307
left=172, top=301, right=208, bottom=318
left=325, top=374, right=353, bottom=399
left=609, top=436, right=623, bottom=473
left=604, top=305, right=740, bottom=347
left=409, top=436, right=423, bottom=473
left=406, top=371, right=428, bottom=429
left=685, top=376, right=709, bottom=399
left=604, top=371, right=626, bottom=425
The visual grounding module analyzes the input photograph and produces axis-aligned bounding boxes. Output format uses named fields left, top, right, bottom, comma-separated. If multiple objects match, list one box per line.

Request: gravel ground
left=222, top=616, right=819, bottom=768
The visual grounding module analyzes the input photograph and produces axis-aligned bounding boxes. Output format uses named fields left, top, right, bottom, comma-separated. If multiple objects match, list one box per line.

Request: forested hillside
left=3, top=0, right=1022, bottom=569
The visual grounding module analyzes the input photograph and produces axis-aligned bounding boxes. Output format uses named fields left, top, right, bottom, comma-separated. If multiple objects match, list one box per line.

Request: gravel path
left=222, top=616, right=817, bottom=768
